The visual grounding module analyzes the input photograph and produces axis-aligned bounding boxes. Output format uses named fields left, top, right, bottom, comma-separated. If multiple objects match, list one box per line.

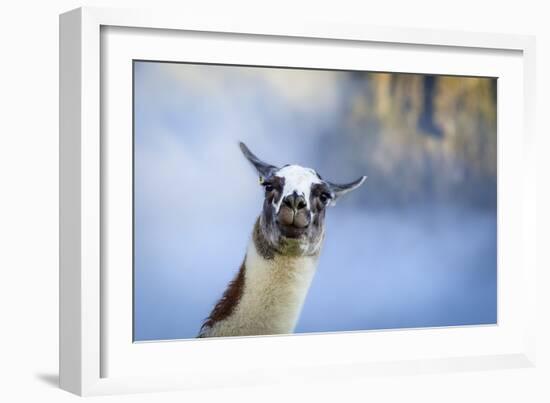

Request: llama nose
left=283, top=193, right=307, bottom=211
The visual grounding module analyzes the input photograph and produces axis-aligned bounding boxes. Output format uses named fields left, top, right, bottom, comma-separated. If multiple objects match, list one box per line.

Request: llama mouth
left=278, top=223, right=308, bottom=239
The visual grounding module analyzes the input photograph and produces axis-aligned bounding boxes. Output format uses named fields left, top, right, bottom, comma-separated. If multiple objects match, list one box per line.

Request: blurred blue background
left=133, top=61, right=497, bottom=341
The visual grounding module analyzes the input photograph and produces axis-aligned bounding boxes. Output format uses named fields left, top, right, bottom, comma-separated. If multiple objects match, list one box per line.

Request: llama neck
left=200, top=235, right=319, bottom=338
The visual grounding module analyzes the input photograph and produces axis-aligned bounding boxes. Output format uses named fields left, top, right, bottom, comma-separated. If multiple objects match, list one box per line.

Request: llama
left=198, top=142, right=366, bottom=338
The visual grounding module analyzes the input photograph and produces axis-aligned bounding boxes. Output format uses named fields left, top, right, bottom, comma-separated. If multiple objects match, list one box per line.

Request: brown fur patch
left=199, top=261, right=246, bottom=336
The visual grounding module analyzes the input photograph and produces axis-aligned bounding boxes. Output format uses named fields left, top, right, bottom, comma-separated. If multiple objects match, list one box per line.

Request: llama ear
left=326, top=176, right=367, bottom=205
left=239, top=142, right=278, bottom=180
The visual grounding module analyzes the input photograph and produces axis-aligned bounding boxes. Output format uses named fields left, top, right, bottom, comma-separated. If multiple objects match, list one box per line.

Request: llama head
left=240, top=142, right=366, bottom=257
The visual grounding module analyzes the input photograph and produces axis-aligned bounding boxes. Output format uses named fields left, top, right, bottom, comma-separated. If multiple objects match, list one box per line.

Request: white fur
left=203, top=240, right=318, bottom=337
left=274, top=165, right=321, bottom=213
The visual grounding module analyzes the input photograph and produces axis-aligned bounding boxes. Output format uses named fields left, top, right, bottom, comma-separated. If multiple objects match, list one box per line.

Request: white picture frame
left=59, top=6, right=537, bottom=396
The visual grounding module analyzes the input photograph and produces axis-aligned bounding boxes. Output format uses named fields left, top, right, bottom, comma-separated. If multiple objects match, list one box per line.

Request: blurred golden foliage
left=323, top=72, right=497, bottom=209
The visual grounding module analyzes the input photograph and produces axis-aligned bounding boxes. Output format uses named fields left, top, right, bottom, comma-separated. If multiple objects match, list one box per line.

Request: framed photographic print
left=59, top=7, right=537, bottom=396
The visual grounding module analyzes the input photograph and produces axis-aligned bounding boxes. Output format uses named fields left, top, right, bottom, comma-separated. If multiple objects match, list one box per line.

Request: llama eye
left=264, top=184, right=274, bottom=192
left=319, top=193, right=331, bottom=204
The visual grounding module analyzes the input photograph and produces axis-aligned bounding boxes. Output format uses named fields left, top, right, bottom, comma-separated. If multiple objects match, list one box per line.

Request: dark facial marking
left=310, top=182, right=332, bottom=213
left=253, top=217, right=276, bottom=260
left=261, top=176, right=285, bottom=206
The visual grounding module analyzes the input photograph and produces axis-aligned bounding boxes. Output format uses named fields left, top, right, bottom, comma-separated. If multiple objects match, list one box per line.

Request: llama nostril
left=296, top=198, right=306, bottom=210
left=283, top=197, right=293, bottom=209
